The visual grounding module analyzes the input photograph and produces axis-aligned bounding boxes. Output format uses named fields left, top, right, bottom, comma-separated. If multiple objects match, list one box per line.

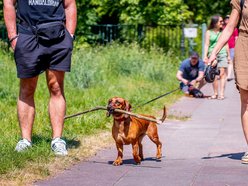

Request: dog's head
left=107, top=97, right=132, bottom=118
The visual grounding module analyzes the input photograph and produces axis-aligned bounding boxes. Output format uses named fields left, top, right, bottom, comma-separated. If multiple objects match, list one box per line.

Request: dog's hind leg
left=147, top=127, right=162, bottom=159
left=149, top=136, right=162, bottom=160
left=113, top=143, right=124, bottom=166
left=132, top=141, right=141, bottom=164
left=138, top=135, right=145, bottom=161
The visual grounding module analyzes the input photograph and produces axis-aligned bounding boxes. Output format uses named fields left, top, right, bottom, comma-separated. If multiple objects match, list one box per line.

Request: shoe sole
left=241, top=159, right=248, bottom=164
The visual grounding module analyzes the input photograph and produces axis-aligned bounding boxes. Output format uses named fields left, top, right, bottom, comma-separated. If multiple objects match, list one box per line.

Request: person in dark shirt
left=3, top=0, right=77, bottom=155
left=176, top=52, right=205, bottom=95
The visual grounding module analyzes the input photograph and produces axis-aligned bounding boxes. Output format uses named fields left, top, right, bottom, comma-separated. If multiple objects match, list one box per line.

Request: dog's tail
left=159, top=106, right=167, bottom=123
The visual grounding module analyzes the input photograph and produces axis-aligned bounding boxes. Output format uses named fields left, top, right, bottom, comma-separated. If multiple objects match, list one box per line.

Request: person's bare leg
left=240, top=88, right=248, bottom=145
left=18, top=77, right=39, bottom=142
left=46, top=70, right=66, bottom=139
left=227, top=61, right=233, bottom=80
left=219, top=67, right=227, bottom=98
left=212, top=77, right=218, bottom=97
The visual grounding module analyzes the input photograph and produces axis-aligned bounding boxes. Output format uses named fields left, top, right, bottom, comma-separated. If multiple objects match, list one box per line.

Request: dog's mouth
left=106, top=107, right=115, bottom=117
left=107, top=105, right=123, bottom=117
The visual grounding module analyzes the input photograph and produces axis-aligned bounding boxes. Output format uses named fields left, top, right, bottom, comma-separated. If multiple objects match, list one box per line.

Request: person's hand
left=207, top=54, right=217, bottom=66
left=195, top=77, right=202, bottom=83
left=181, top=78, right=189, bottom=85
left=203, top=56, right=209, bottom=65
left=11, top=39, right=17, bottom=50
left=190, top=80, right=197, bottom=86
left=9, top=35, right=19, bottom=50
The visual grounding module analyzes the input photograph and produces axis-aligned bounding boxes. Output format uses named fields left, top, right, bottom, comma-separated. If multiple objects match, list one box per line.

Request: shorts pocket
left=14, top=34, right=22, bottom=58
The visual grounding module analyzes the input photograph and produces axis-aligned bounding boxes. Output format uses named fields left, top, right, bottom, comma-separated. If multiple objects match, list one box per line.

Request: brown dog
left=107, top=97, right=167, bottom=166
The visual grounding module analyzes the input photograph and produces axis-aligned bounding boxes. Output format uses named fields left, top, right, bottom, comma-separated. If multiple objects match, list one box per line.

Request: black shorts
left=14, top=25, right=73, bottom=78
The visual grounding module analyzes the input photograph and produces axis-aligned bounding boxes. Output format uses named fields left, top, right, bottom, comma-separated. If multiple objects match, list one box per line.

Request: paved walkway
left=36, top=81, right=248, bottom=186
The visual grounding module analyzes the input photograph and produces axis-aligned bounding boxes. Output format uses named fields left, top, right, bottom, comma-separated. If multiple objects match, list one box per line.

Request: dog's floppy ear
left=106, top=98, right=113, bottom=117
left=124, top=100, right=132, bottom=111
left=124, top=100, right=132, bottom=118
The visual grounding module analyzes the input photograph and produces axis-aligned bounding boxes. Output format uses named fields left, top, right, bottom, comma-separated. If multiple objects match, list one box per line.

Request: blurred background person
left=176, top=51, right=205, bottom=97
left=223, top=14, right=239, bottom=82
left=204, top=15, right=230, bottom=100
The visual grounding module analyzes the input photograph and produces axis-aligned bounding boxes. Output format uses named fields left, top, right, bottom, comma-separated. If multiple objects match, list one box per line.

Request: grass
left=0, top=42, right=184, bottom=185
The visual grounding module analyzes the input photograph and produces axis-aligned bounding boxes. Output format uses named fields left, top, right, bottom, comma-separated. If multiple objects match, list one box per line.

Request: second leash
left=133, top=87, right=180, bottom=110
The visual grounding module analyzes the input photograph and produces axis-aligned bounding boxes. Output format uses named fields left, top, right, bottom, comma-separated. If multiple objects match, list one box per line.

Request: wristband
left=9, top=35, right=19, bottom=43
left=70, top=34, right=76, bottom=41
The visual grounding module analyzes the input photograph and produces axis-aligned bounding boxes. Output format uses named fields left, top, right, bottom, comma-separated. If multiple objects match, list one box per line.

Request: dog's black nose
left=106, top=105, right=114, bottom=117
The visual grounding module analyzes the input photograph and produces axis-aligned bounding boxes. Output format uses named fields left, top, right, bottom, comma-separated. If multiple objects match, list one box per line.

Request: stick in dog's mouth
left=65, top=105, right=166, bottom=124
left=107, top=107, right=166, bottom=124
left=106, top=108, right=114, bottom=117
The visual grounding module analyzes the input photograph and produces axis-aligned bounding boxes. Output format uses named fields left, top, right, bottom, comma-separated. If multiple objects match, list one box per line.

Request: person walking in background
left=176, top=51, right=205, bottom=97
left=223, top=15, right=239, bottom=82
left=3, top=0, right=77, bottom=155
left=208, top=0, right=248, bottom=164
left=204, top=15, right=230, bottom=100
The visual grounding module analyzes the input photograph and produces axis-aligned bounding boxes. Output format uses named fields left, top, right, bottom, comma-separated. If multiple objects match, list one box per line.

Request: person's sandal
left=241, top=152, right=248, bottom=164
left=208, top=95, right=218, bottom=99
left=218, top=95, right=225, bottom=100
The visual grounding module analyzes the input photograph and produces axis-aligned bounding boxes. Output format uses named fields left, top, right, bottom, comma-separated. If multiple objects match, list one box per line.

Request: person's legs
left=227, top=48, right=234, bottom=81
left=46, top=70, right=68, bottom=156
left=18, top=77, right=39, bottom=142
left=240, top=88, right=248, bottom=144
left=180, top=82, right=189, bottom=94
left=227, top=60, right=234, bottom=81
left=219, top=67, right=227, bottom=99
left=211, top=77, right=218, bottom=98
left=15, top=76, right=39, bottom=152
left=46, top=70, right=66, bottom=139
left=197, top=79, right=206, bottom=90
left=239, top=88, right=248, bottom=163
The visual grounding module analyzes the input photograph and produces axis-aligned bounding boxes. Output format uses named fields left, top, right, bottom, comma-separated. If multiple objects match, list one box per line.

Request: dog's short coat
left=107, top=97, right=167, bottom=166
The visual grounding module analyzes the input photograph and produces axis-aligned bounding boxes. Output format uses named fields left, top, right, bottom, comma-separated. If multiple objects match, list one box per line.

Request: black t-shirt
left=16, top=0, right=65, bottom=25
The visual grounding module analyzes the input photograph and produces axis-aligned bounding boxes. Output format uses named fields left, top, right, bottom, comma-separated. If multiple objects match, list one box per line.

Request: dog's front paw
left=134, top=156, right=141, bottom=165
left=113, top=159, right=123, bottom=166
left=156, top=154, right=162, bottom=160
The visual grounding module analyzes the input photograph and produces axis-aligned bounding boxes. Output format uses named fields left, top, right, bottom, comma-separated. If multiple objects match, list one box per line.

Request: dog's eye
left=115, top=101, right=121, bottom=105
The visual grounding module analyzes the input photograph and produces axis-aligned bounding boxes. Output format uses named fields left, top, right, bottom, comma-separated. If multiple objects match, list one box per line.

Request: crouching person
left=176, top=52, right=205, bottom=98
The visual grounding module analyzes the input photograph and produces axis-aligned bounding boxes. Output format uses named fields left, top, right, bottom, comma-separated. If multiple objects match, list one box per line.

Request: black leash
left=64, top=87, right=180, bottom=119
left=133, top=87, right=180, bottom=110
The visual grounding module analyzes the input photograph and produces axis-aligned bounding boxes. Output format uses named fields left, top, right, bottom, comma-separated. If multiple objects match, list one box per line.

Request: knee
left=48, top=82, right=64, bottom=96
left=20, top=84, right=36, bottom=98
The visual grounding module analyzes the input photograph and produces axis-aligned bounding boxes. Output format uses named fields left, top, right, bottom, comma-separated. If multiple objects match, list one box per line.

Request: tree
left=86, top=0, right=192, bottom=25
left=0, top=1, right=233, bottom=35
left=185, top=0, right=231, bottom=24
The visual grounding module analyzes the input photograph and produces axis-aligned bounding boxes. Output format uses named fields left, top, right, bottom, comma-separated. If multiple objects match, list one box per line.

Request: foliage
left=0, top=1, right=3, bottom=24
left=0, top=1, right=232, bottom=37
left=117, top=0, right=192, bottom=25
left=184, top=0, right=230, bottom=24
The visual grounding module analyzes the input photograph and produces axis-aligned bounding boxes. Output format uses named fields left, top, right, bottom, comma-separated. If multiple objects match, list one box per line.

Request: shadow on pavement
left=202, top=152, right=245, bottom=161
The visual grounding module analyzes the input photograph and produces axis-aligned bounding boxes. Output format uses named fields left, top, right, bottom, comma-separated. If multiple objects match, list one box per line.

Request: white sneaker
left=242, top=152, right=248, bottom=164
left=51, top=138, right=68, bottom=156
left=15, top=139, right=32, bottom=152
